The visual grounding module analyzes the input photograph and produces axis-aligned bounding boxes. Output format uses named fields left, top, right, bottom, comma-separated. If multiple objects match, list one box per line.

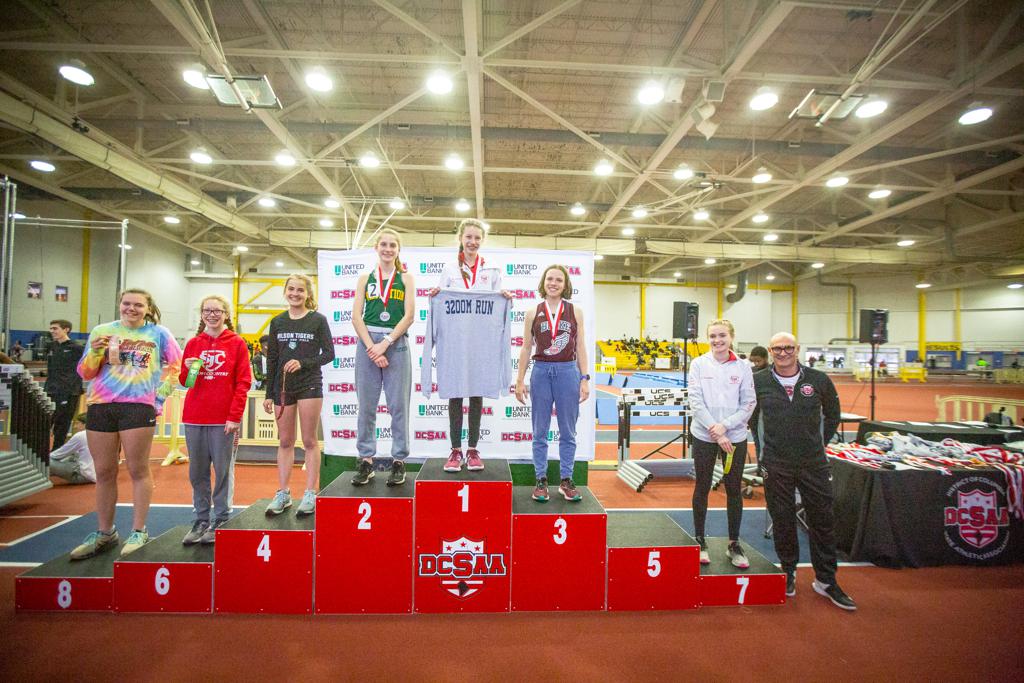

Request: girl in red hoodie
left=178, top=295, right=253, bottom=545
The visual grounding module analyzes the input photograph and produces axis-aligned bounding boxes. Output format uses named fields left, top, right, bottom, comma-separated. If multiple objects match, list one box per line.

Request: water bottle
left=184, top=358, right=203, bottom=388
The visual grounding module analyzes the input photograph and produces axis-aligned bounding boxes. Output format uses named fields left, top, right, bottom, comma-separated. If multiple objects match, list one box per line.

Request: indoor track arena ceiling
left=0, top=0, right=1022, bottom=285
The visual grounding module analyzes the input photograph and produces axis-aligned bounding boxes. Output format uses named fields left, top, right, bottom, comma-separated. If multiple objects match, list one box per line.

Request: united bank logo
left=334, top=264, right=365, bottom=277
left=505, top=406, right=531, bottom=419
left=419, top=262, right=446, bottom=275
left=332, top=356, right=356, bottom=369
left=418, top=537, right=507, bottom=599
left=506, top=263, right=538, bottom=277
left=376, top=426, right=393, bottom=439
left=509, top=310, right=526, bottom=324
left=419, top=310, right=428, bottom=321
left=419, top=404, right=448, bottom=417
left=944, top=477, right=1011, bottom=560
left=333, top=310, right=353, bottom=323
left=332, top=403, right=358, bottom=417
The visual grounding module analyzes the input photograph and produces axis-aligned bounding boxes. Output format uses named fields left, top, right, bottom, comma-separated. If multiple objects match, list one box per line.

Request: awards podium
left=16, top=458, right=784, bottom=613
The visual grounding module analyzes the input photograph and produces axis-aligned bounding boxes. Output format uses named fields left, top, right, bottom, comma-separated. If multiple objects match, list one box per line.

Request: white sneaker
left=727, top=541, right=750, bottom=569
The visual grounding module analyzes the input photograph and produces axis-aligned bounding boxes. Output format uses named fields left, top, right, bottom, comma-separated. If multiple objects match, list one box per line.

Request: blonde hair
left=456, top=218, right=487, bottom=255
left=376, top=228, right=406, bottom=273
left=195, top=295, right=235, bottom=335
left=707, top=318, right=735, bottom=341
left=284, top=273, right=317, bottom=310
left=536, top=264, right=573, bottom=300
left=119, top=288, right=160, bottom=324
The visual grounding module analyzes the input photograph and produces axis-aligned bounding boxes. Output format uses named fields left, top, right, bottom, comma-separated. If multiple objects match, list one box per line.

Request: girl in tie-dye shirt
left=69, top=289, right=182, bottom=561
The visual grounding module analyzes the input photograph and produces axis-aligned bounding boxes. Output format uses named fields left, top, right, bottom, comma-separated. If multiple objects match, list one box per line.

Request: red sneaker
left=465, top=448, right=484, bottom=471
left=444, top=448, right=463, bottom=472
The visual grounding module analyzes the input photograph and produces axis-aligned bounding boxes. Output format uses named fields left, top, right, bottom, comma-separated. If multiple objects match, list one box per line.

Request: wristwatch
left=581, top=374, right=591, bottom=381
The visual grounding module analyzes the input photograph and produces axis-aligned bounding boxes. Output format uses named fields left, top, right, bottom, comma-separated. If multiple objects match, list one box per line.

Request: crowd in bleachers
left=605, top=337, right=686, bottom=370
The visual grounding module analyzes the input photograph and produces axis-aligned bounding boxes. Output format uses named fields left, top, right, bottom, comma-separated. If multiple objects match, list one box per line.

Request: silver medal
left=379, top=311, right=391, bottom=322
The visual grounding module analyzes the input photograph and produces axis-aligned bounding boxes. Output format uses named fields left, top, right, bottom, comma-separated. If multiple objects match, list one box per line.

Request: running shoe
left=266, top=489, right=292, bottom=515
left=812, top=580, right=857, bottom=611
left=727, top=541, right=750, bottom=569
left=558, top=478, right=581, bottom=501
left=160, top=452, right=189, bottom=467
left=352, top=459, right=375, bottom=486
left=387, top=460, right=407, bottom=487
left=532, top=477, right=549, bottom=502
left=444, top=448, right=463, bottom=472
left=697, top=537, right=710, bottom=565
left=120, top=529, right=150, bottom=557
left=296, top=489, right=316, bottom=516
left=786, top=572, right=796, bottom=597
left=465, top=448, right=484, bottom=471
left=69, top=529, right=119, bottom=561
left=200, top=520, right=222, bottom=545
left=182, top=520, right=209, bottom=545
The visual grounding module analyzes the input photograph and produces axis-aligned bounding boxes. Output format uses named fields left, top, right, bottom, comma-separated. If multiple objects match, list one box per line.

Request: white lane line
left=5, top=515, right=80, bottom=546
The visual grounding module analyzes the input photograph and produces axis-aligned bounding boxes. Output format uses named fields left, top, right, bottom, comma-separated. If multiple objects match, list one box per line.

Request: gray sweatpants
left=355, top=329, right=411, bottom=460
left=184, top=425, right=236, bottom=524
left=49, top=458, right=91, bottom=485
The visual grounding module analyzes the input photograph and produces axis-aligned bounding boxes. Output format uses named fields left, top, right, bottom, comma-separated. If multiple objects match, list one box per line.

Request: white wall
left=594, top=283, right=640, bottom=339
left=720, top=287, right=774, bottom=348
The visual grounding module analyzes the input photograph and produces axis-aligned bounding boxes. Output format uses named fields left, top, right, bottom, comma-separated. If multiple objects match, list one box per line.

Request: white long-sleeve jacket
left=687, top=350, right=756, bottom=444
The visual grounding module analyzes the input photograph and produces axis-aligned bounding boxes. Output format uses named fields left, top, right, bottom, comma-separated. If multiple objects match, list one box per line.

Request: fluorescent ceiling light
left=30, top=160, right=55, bottom=172
left=189, top=148, right=213, bottom=164
left=118, top=243, right=132, bottom=250
left=704, top=258, right=717, bottom=265
left=811, top=262, right=825, bottom=268
left=388, top=198, right=406, bottom=210
left=190, top=259, right=201, bottom=266
left=319, top=218, right=334, bottom=228
left=749, top=86, right=778, bottom=111
left=763, top=233, right=780, bottom=242
left=359, top=152, right=380, bottom=168
left=752, top=212, right=769, bottom=224
left=915, top=282, right=931, bottom=289
left=1007, top=283, right=1023, bottom=289
left=182, top=66, right=209, bottom=90
left=257, top=196, right=276, bottom=208
left=766, top=273, right=776, bottom=281
left=11, top=212, right=26, bottom=219
left=426, top=70, right=454, bottom=94
left=855, top=98, right=888, bottom=118
left=673, top=164, right=694, bottom=180
left=868, top=188, right=892, bottom=199
left=621, top=227, right=635, bottom=236
left=637, top=80, right=665, bottom=105
left=673, top=271, right=682, bottom=278
left=236, top=245, right=249, bottom=252
left=958, top=103, right=992, bottom=125
left=631, top=207, right=648, bottom=219
left=897, top=239, right=915, bottom=247
left=570, top=203, right=586, bottom=216
left=594, top=160, right=614, bottom=176
left=324, top=198, right=340, bottom=209
left=444, top=153, right=464, bottom=171
left=275, top=261, right=284, bottom=267
left=826, top=175, right=849, bottom=188
left=275, top=151, right=296, bottom=167
left=163, top=215, right=181, bottom=224
left=58, top=59, right=94, bottom=86
left=693, top=209, right=709, bottom=221
left=752, top=167, right=772, bottom=183
left=304, top=67, right=333, bottom=92
left=454, top=198, right=471, bottom=212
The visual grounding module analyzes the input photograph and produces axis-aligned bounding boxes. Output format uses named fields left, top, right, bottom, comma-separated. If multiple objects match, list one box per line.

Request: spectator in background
left=49, top=413, right=95, bottom=485
left=251, top=334, right=269, bottom=390
left=10, top=340, right=24, bottom=362
left=749, top=346, right=769, bottom=371
left=45, top=319, right=85, bottom=449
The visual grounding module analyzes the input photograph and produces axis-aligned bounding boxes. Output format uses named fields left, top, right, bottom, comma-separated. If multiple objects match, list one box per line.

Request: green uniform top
left=362, top=269, right=406, bottom=329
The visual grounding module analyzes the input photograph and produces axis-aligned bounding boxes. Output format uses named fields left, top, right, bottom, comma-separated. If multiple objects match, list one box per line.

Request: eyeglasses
left=202, top=309, right=226, bottom=316
left=769, top=345, right=796, bottom=354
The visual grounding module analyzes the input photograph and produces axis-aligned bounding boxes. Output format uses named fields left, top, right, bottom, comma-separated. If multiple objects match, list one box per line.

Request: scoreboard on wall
left=317, top=248, right=596, bottom=460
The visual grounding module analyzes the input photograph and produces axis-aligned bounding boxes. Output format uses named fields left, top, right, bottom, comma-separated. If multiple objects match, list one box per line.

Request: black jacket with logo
left=751, top=363, right=840, bottom=462
left=45, top=339, right=85, bottom=397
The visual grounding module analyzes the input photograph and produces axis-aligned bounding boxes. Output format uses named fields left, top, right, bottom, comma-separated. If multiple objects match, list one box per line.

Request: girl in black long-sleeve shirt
left=262, top=274, right=335, bottom=516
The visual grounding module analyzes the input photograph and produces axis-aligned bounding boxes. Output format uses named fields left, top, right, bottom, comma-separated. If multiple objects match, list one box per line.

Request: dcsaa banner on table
left=318, top=248, right=596, bottom=461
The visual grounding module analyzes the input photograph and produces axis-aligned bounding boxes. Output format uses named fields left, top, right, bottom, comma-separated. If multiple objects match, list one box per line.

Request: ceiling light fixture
left=324, top=198, right=340, bottom=209
left=275, top=260, right=285, bottom=267
left=454, top=198, right=471, bottom=212
left=704, top=258, right=717, bottom=265
left=763, top=233, right=780, bottom=242
left=752, top=167, right=772, bottom=183
left=868, top=187, right=892, bottom=199
left=11, top=212, right=26, bottom=219
left=621, top=227, right=635, bottom=236
left=236, top=245, right=249, bottom=252
left=673, top=164, right=694, bottom=180
left=570, top=203, right=586, bottom=216
left=257, top=196, right=276, bottom=208
left=163, top=215, right=181, bottom=224
left=182, top=65, right=209, bottom=90
left=897, top=239, right=915, bottom=247
left=118, top=243, right=132, bottom=250
left=855, top=98, right=888, bottom=119
left=426, top=70, right=454, bottom=94
left=958, top=102, right=992, bottom=125
left=359, top=152, right=380, bottom=168
left=631, top=207, right=648, bottom=219
left=30, top=160, right=55, bottom=172
left=304, top=67, right=333, bottom=93
left=752, top=212, right=770, bottom=224
left=388, top=198, right=406, bottom=210
left=749, top=86, right=779, bottom=111
left=189, top=148, right=213, bottom=164
left=594, top=254, right=604, bottom=261
left=826, top=175, right=849, bottom=188
left=766, top=273, right=776, bottom=281
left=275, top=150, right=296, bottom=167
left=637, top=80, right=665, bottom=105
left=58, top=59, right=94, bottom=86
left=915, top=282, right=931, bottom=289
left=811, top=262, right=825, bottom=269
left=444, top=153, right=464, bottom=171
left=594, top=159, right=614, bottom=176
left=319, top=218, right=334, bottom=228
left=673, top=271, right=682, bottom=278
left=693, top=209, right=710, bottom=221
left=190, top=259, right=201, bottom=266
left=1007, top=283, right=1023, bottom=289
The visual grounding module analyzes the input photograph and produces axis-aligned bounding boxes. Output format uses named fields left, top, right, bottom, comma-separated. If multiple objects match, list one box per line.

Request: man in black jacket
left=751, top=332, right=856, bottom=611
left=45, top=320, right=84, bottom=449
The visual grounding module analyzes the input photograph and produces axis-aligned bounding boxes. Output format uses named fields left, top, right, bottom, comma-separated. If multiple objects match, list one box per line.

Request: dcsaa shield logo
left=417, top=537, right=507, bottom=599
left=943, top=478, right=1011, bottom=560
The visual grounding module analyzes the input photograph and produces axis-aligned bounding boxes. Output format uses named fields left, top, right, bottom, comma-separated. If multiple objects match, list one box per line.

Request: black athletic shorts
left=86, top=402, right=157, bottom=432
left=276, top=384, right=323, bottom=407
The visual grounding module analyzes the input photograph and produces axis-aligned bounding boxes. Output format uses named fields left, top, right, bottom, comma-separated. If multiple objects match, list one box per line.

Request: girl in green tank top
left=362, top=268, right=406, bottom=329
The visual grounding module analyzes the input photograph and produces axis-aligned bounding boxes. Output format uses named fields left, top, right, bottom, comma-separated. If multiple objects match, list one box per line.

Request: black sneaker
left=785, top=572, right=796, bottom=597
left=812, top=580, right=856, bottom=611
left=532, top=477, right=549, bottom=502
left=182, top=520, right=209, bottom=545
left=387, top=460, right=406, bottom=487
left=352, top=459, right=375, bottom=486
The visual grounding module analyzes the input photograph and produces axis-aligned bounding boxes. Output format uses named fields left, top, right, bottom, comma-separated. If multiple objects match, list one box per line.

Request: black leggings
left=692, top=437, right=748, bottom=541
left=449, top=397, right=482, bottom=448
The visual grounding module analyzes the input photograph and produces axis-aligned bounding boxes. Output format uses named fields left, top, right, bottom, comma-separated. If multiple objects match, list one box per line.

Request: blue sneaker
left=296, top=489, right=316, bottom=516
left=266, top=490, right=292, bottom=515
left=121, top=528, right=149, bottom=556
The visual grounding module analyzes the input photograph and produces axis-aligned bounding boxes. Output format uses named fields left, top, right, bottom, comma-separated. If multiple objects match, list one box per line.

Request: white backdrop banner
left=317, top=247, right=596, bottom=461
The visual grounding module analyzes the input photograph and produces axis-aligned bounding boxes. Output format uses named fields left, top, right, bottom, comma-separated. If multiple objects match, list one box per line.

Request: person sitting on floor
left=49, top=413, right=95, bottom=485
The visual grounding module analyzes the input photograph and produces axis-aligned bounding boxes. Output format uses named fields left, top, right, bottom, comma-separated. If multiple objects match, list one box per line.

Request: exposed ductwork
left=725, top=272, right=747, bottom=303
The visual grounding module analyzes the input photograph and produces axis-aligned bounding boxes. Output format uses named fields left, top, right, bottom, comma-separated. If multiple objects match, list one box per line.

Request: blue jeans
left=530, top=361, right=580, bottom=479
left=355, top=330, right=411, bottom=460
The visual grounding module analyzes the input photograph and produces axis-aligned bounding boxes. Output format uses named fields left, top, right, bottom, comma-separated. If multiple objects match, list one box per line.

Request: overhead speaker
left=858, top=308, right=889, bottom=344
left=673, top=302, right=699, bottom=340
left=702, top=79, right=726, bottom=102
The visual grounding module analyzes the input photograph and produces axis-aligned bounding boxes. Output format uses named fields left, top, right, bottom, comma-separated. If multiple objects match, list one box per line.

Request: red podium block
left=414, top=458, right=512, bottom=613
left=511, top=486, right=607, bottom=612
left=214, top=499, right=315, bottom=614
left=606, top=511, right=700, bottom=611
left=114, top=525, right=214, bottom=613
left=315, top=468, right=416, bottom=614
left=699, top=537, right=786, bottom=607
left=16, top=545, right=119, bottom=612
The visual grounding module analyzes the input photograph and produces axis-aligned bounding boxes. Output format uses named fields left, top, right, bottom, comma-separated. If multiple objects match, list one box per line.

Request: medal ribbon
left=377, top=266, right=397, bottom=306
left=543, top=300, right=564, bottom=337
left=459, top=254, right=483, bottom=289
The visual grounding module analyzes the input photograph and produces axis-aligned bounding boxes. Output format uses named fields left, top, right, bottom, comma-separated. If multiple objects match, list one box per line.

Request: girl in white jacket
left=687, top=319, right=756, bottom=568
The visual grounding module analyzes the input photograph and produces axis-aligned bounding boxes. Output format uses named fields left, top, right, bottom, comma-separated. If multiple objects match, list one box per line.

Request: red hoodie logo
left=200, top=349, right=226, bottom=371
